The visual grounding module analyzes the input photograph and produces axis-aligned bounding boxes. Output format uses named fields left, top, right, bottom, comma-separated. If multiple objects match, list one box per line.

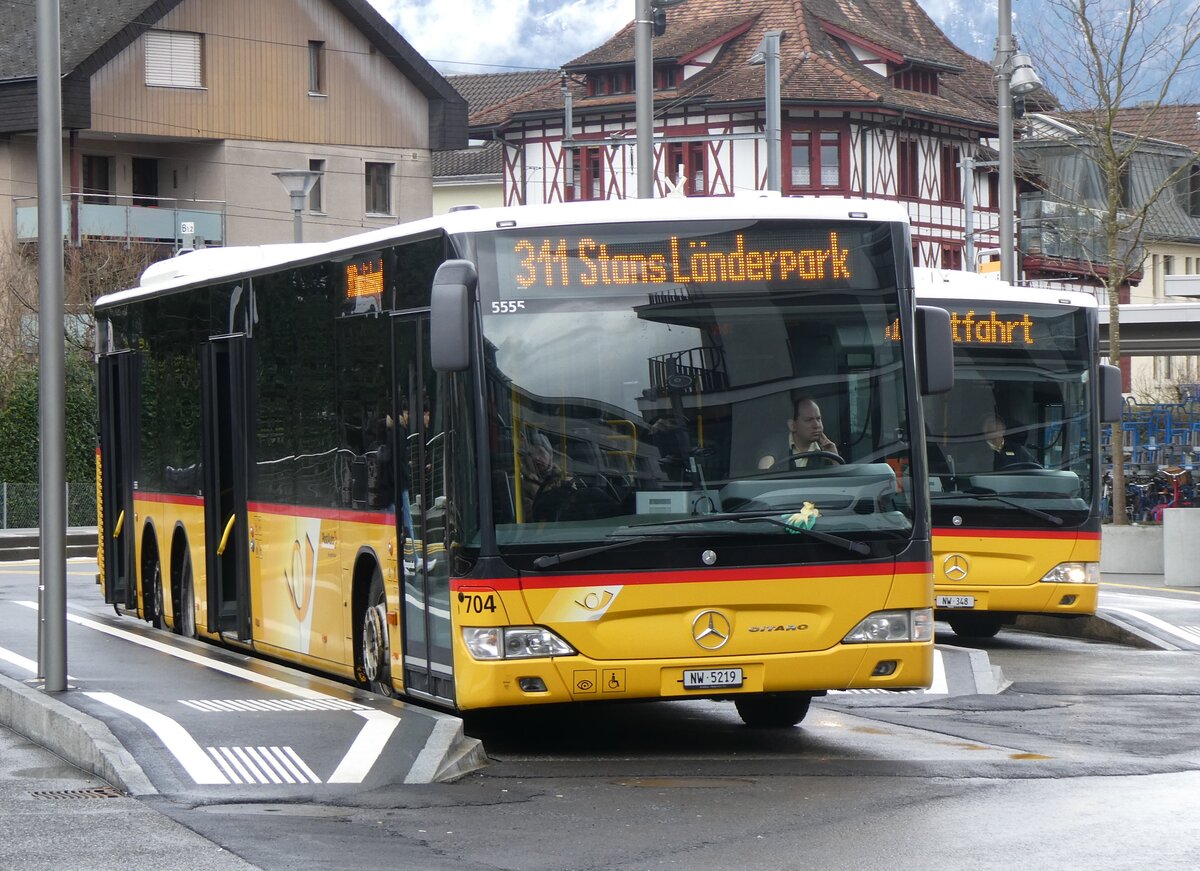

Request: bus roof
left=913, top=267, right=1098, bottom=310
left=96, top=195, right=912, bottom=308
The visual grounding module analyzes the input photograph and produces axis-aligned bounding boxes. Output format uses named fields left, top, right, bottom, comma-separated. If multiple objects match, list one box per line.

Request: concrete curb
left=0, top=528, right=97, bottom=562
left=938, top=645, right=1011, bottom=695
left=1013, top=612, right=1166, bottom=650
left=0, top=672, right=157, bottom=796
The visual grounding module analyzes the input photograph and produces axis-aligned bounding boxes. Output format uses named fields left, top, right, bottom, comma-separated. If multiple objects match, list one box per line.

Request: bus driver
left=759, top=396, right=840, bottom=469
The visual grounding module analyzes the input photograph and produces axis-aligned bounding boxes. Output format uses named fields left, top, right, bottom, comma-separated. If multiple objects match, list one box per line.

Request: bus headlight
left=1040, top=562, right=1100, bottom=585
left=842, top=608, right=933, bottom=643
left=462, top=626, right=576, bottom=660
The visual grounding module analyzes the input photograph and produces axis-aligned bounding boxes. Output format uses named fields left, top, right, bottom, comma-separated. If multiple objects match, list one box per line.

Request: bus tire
left=735, top=692, right=812, bottom=728
left=947, top=614, right=1002, bottom=639
left=176, top=547, right=196, bottom=639
left=359, top=568, right=395, bottom=697
left=148, top=559, right=165, bottom=630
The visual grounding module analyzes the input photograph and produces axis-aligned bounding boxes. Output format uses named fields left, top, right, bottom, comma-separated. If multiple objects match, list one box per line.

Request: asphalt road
left=2, top=560, right=1198, bottom=870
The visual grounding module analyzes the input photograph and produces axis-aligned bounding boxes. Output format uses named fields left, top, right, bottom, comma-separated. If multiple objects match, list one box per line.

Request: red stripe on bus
left=131, top=493, right=393, bottom=525
left=933, top=528, right=1100, bottom=541
left=453, top=561, right=932, bottom=592
left=135, top=492, right=204, bottom=508
left=246, top=501, right=394, bottom=525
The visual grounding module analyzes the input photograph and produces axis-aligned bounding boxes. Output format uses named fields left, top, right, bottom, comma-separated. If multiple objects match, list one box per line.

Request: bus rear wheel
left=947, top=614, right=1003, bottom=639
left=147, top=559, right=165, bottom=630
left=735, top=692, right=813, bottom=728
left=175, top=548, right=196, bottom=638
left=360, top=569, right=395, bottom=697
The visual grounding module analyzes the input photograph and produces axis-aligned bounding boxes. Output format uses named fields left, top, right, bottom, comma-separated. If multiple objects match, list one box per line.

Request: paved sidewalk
left=0, top=724, right=260, bottom=870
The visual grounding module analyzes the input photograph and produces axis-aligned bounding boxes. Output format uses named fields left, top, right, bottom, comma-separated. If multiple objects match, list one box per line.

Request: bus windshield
left=923, top=301, right=1093, bottom=526
left=473, top=219, right=914, bottom=563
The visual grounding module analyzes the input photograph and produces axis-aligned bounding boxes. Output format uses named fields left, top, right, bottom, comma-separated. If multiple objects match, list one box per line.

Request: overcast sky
left=365, top=1, right=999, bottom=75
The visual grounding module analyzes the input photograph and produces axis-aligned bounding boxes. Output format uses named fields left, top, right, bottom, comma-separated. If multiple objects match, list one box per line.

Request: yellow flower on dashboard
left=785, top=501, right=820, bottom=532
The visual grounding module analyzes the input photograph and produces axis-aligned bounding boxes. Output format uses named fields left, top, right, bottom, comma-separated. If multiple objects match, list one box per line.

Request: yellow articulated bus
left=96, top=197, right=953, bottom=727
left=914, top=268, right=1122, bottom=639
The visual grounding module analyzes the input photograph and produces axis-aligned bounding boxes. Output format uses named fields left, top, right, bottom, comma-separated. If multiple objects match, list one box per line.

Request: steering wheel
left=767, top=450, right=845, bottom=471
left=999, top=462, right=1042, bottom=471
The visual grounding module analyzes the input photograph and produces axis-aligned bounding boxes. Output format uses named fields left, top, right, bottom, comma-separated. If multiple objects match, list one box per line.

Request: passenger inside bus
left=982, top=413, right=1040, bottom=471
left=518, top=431, right=622, bottom=522
left=757, top=396, right=842, bottom=470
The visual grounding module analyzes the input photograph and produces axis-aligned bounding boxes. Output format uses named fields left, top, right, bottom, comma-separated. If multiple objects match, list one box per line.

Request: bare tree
left=1023, top=0, right=1200, bottom=524
left=0, top=238, right=164, bottom=390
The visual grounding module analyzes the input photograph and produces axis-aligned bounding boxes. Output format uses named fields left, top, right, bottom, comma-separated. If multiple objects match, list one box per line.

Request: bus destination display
left=885, top=303, right=1086, bottom=352
left=491, top=223, right=889, bottom=299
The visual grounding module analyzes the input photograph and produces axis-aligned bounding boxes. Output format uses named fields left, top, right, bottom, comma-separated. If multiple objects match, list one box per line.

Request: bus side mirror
left=1099, top=363, right=1123, bottom=423
left=430, top=259, right=477, bottom=373
left=916, top=305, right=954, bottom=395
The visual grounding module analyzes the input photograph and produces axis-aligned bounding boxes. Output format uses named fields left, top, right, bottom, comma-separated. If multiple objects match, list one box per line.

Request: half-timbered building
left=468, top=0, right=1032, bottom=270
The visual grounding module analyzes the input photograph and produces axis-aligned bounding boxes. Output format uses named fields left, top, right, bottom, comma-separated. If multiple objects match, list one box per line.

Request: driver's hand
left=817, top=434, right=838, bottom=453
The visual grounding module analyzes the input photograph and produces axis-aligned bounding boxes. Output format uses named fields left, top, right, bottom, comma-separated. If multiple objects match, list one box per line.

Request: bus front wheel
left=735, top=692, right=813, bottom=728
left=947, top=614, right=1003, bottom=639
left=359, top=569, right=395, bottom=697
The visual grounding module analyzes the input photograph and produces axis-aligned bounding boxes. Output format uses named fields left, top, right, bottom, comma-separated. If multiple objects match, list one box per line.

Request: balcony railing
left=1019, top=193, right=1141, bottom=272
left=14, top=193, right=224, bottom=247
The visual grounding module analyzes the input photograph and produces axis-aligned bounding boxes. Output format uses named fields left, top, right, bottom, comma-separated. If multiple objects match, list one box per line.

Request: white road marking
left=12, top=600, right=405, bottom=787
left=14, top=601, right=334, bottom=699
left=180, top=698, right=368, bottom=713
left=327, top=709, right=401, bottom=784
left=928, top=648, right=948, bottom=694
left=0, top=644, right=40, bottom=675
left=1100, top=605, right=1200, bottom=647
left=84, top=691, right=229, bottom=785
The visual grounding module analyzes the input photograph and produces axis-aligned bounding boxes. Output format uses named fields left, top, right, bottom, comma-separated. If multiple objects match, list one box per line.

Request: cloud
left=367, top=0, right=631, bottom=73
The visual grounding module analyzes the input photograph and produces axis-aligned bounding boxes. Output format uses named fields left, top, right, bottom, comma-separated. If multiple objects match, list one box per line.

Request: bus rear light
left=842, top=608, right=933, bottom=644
left=1040, top=562, right=1099, bottom=585
left=462, top=626, right=576, bottom=661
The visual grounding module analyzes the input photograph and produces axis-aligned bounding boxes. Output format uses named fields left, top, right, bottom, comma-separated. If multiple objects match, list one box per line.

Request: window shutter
left=145, top=31, right=203, bottom=88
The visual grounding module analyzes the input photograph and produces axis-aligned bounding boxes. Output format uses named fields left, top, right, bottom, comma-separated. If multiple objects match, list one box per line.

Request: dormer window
left=587, top=69, right=633, bottom=96
left=654, top=66, right=678, bottom=90
left=894, top=68, right=939, bottom=95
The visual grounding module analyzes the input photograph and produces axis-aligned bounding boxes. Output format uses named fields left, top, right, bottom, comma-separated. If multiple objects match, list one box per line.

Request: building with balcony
left=1016, top=109, right=1200, bottom=396
left=1, top=0, right=467, bottom=250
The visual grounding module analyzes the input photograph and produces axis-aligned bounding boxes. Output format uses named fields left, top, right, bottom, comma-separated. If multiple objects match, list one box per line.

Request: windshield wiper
left=932, top=492, right=1064, bottom=526
left=531, top=535, right=667, bottom=570
left=531, top=507, right=875, bottom=569
left=624, top=510, right=871, bottom=556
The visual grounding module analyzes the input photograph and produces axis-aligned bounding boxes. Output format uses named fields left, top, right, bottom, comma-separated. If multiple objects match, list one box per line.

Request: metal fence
left=0, top=483, right=97, bottom=530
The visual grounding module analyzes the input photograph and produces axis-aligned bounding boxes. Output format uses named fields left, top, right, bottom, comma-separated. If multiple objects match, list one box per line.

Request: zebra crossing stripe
left=206, top=746, right=322, bottom=784
left=180, top=698, right=368, bottom=713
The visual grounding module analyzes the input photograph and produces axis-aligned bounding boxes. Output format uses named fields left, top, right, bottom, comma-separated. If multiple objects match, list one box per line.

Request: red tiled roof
left=1110, top=105, right=1200, bottom=153
left=470, top=0, right=1012, bottom=133
left=448, top=70, right=561, bottom=117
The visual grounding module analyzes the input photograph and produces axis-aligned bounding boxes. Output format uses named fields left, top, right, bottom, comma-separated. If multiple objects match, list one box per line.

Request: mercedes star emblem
left=943, top=553, right=970, bottom=581
left=692, top=609, right=731, bottom=650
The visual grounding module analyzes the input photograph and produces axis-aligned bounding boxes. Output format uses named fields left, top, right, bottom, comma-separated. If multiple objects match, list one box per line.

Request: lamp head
left=1009, top=52, right=1043, bottom=96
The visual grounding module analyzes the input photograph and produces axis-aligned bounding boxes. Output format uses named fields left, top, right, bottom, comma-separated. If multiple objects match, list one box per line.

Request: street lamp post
left=748, top=31, right=785, bottom=193
left=272, top=170, right=323, bottom=243
left=634, top=0, right=687, bottom=198
left=994, top=0, right=1042, bottom=284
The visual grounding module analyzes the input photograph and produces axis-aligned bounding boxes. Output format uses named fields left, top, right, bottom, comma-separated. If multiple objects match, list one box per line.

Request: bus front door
left=393, top=316, right=455, bottom=702
left=98, top=351, right=140, bottom=609
left=200, top=336, right=252, bottom=640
